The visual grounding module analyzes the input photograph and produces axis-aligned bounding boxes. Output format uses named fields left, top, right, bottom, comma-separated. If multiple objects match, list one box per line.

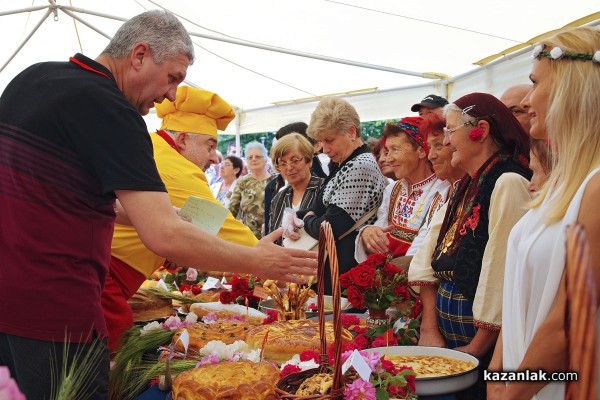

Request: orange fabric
left=101, top=256, right=145, bottom=353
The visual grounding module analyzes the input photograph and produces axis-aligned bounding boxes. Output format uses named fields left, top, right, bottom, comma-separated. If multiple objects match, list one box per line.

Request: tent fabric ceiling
left=1, top=0, right=599, bottom=135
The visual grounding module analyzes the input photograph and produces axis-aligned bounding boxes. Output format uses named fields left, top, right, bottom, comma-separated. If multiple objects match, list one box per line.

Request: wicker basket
left=564, top=224, right=597, bottom=400
left=276, top=222, right=345, bottom=399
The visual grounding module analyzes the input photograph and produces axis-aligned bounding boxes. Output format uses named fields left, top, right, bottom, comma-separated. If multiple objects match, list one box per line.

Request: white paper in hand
left=178, top=195, right=229, bottom=236
left=282, top=228, right=318, bottom=251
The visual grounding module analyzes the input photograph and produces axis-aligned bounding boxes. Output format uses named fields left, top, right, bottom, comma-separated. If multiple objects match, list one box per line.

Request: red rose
left=366, top=253, right=387, bottom=266
left=394, top=285, right=409, bottom=300
left=191, top=284, right=202, bottom=295
left=299, top=350, right=320, bottom=362
left=346, top=286, right=365, bottom=309
left=219, top=290, right=235, bottom=304
left=352, top=265, right=375, bottom=289
left=340, top=314, right=360, bottom=328
left=409, top=297, right=423, bottom=319
left=354, top=334, right=369, bottom=350
left=352, top=326, right=368, bottom=335
left=231, top=277, right=250, bottom=296
left=382, top=262, right=402, bottom=277
left=380, top=358, right=398, bottom=374
left=280, top=364, right=301, bottom=378
left=339, top=270, right=354, bottom=288
left=179, top=284, right=191, bottom=293
left=262, top=309, right=278, bottom=325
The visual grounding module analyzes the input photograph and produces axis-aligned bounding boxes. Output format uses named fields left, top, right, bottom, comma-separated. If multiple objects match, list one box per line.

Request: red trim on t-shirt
left=69, top=56, right=112, bottom=80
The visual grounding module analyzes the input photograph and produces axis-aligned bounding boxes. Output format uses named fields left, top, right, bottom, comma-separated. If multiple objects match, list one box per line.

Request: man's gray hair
left=102, top=10, right=195, bottom=64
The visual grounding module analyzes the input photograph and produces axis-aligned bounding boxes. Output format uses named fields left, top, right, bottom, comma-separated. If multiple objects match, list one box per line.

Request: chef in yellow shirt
left=103, top=86, right=258, bottom=353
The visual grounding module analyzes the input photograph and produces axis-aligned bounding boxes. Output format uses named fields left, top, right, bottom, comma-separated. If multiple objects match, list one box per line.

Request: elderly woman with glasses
left=268, top=133, right=324, bottom=245
left=229, top=141, right=274, bottom=238
left=413, top=92, right=533, bottom=397
left=296, top=97, right=387, bottom=294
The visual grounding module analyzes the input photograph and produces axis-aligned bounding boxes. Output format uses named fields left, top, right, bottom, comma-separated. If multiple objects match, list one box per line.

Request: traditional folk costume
left=105, top=87, right=257, bottom=352
left=355, top=116, right=449, bottom=262
left=354, top=174, right=449, bottom=262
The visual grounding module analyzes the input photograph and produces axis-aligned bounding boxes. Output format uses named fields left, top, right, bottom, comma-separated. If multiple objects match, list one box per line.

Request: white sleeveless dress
left=502, top=167, right=600, bottom=400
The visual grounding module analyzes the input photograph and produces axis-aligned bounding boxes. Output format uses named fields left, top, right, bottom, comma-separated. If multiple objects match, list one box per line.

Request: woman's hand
left=418, top=326, right=447, bottom=348
left=360, top=225, right=392, bottom=254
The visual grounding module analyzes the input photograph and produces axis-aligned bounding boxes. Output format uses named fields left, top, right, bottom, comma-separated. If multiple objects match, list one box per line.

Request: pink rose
left=0, top=367, right=26, bottom=400
left=185, top=268, right=198, bottom=282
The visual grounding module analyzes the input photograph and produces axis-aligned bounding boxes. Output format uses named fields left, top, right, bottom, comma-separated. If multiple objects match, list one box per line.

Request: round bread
left=171, top=360, right=279, bottom=400
left=127, top=289, right=173, bottom=322
left=245, top=320, right=353, bottom=364
left=171, top=322, right=254, bottom=354
left=180, top=290, right=223, bottom=312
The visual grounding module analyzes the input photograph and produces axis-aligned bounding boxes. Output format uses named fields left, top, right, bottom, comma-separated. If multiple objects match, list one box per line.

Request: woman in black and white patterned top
left=297, top=97, right=387, bottom=294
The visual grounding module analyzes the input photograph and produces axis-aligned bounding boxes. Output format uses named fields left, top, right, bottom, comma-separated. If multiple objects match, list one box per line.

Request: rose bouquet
left=340, top=253, right=410, bottom=310
left=219, top=274, right=262, bottom=308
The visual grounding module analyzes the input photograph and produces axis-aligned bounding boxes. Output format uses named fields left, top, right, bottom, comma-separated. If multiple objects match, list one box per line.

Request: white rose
left=549, top=47, right=563, bottom=59
left=140, top=321, right=162, bottom=335
left=593, top=50, right=600, bottom=63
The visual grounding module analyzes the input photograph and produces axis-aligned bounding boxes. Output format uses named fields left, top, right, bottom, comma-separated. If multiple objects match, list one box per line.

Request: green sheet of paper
left=178, top=195, right=228, bottom=236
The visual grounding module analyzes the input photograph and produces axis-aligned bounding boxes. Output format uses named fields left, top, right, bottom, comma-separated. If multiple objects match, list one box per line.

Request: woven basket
left=276, top=222, right=345, bottom=399
left=564, top=224, right=597, bottom=400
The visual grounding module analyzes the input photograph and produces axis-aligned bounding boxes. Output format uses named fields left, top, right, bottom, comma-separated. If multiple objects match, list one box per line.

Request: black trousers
left=0, top=332, right=110, bottom=400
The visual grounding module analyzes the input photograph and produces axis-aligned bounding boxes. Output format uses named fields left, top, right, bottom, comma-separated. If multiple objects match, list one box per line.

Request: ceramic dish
left=365, top=346, right=479, bottom=396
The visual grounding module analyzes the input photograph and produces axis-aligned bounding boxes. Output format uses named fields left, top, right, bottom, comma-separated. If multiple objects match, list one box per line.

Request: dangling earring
left=469, top=127, right=483, bottom=141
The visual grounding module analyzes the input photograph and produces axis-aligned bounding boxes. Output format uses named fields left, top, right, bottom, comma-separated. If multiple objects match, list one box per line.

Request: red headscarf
left=453, top=92, right=530, bottom=167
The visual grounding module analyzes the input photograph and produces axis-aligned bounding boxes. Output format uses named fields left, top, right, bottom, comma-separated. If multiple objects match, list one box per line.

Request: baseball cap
left=411, top=94, right=449, bottom=112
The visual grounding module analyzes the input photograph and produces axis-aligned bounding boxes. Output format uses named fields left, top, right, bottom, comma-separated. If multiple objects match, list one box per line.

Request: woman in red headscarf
left=416, top=93, right=534, bottom=398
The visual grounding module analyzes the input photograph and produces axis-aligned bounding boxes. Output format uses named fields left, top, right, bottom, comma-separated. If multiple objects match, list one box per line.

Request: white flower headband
left=532, top=44, right=600, bottom=63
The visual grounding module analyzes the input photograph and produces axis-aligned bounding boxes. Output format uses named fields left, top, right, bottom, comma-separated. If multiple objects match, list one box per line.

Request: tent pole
left=0, top=5, right=48, bottom=17
left=0, top=8, right=53, bottom=73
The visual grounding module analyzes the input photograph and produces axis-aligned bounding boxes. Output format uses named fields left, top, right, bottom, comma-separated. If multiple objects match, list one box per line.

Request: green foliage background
left=217, top=119, right=397, bottom=157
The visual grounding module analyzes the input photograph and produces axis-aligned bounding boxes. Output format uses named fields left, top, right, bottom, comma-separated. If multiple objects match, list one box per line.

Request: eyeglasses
left=277, top=156, right=304, bottom=169
left=443, top=121, right=476, bottom=136
left=247, top=155, right=264, bottom=160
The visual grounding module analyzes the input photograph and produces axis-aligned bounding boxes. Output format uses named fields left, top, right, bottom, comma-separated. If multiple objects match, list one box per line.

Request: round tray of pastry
left=365, top=346, right=479, bottom=396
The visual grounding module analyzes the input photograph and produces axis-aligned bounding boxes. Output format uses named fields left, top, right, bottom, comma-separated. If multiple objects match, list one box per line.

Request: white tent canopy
left=1, top=0, right=598, bottom=136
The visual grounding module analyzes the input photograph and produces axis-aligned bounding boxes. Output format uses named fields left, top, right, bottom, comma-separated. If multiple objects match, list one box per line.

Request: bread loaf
left=171, top=360, right=279, bottom=399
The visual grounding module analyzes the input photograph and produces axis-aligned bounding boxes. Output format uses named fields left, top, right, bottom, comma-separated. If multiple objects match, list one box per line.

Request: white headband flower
left=593, top=50, right=600, bottom=63
left=549, top=47, right=564, bottom=59
left=532, top=44, right=543, bottom=59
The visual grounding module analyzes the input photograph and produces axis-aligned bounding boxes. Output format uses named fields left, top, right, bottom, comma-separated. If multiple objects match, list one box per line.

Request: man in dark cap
left=411, top=94, right=449, bottom=117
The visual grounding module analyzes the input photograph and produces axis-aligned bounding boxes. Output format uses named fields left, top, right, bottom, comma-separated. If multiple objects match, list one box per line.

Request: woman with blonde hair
left=488, top=26, right=600, bottom=400
left=295, top=97, right=387, bottom=293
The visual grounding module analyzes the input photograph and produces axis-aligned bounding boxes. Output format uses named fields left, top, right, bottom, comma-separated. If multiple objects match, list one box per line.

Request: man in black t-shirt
left=0, top=10, right=316, bottom=400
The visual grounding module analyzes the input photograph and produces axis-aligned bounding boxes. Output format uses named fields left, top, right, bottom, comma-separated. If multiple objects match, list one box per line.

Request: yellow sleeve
left=111, top=135, right=257, bottom=279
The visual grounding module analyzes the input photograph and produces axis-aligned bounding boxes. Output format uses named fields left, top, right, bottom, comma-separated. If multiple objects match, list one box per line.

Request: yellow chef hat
left=155, top=86, right=235, bottom=137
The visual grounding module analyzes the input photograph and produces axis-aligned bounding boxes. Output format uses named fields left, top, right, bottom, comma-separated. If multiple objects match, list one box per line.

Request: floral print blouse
left=228, top=174, right=274, bottom=239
